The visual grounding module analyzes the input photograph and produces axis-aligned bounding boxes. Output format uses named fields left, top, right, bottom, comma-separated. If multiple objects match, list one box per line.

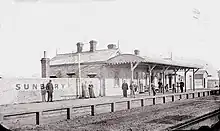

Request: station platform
left=0, top=88, right=218, bottom=115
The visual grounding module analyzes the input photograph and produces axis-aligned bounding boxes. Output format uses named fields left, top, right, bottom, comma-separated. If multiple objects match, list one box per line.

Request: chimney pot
left=134, top=50, right=140, bottom=55
left=89, top=40, right=97, bottom=52
left=44, top=51, right=47, bottom=58
left=107, top=44, right=117, bottom=49
left=76, top=42, right=84, bottom=53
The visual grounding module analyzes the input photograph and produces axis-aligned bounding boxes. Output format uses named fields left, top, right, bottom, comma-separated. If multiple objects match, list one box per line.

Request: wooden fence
left=2, top=89, right=220, bottom=125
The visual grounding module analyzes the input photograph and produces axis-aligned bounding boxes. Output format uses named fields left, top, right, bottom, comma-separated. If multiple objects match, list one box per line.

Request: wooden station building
left=41, top=40, right=204, bottom=96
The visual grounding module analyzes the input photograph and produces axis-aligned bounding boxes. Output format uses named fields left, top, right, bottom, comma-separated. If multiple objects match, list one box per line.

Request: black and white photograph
left=0, top=0, right=220, bottom=130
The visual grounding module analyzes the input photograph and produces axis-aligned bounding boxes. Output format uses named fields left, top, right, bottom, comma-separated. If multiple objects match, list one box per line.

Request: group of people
left=122, top=80, right=139, bottom=98
left=81, top=81, right=96, bottom=98
left=122, top=79, right=185, bottom=97
left=41, top=80, right=54, bottom=102
left=41, top=80, right=96, bottom=102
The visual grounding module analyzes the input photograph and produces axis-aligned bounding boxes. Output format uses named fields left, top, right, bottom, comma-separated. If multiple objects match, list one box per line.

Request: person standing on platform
left=180, top=80, right=184, bottom=93
left=122, top=80, right=128, bottom=97
left=82, top=81, right=89, bottom=99
left=46, top=80, right=54, bottom=102
left=172, top=84, right=176, bottom=93
left=41, top=84, right=46, bottom=102
left=130, top=81, right=136, bottom=98
left=88, top=81, right=96, bottom=98
left=151, top=83, right=156, bottom=96
left=158, top=79, right=162, bottom=93
left=139, top=80, right=144, bottom=93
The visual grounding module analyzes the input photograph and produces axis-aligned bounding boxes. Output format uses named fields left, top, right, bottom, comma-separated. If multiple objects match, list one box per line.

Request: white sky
left=0, top=0, right=219, bottom=78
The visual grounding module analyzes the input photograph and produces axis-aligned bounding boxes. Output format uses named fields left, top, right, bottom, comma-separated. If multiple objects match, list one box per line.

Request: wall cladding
left=0, top=78, right=100, bottom=105
left=50, top=64, right=104, bottom=78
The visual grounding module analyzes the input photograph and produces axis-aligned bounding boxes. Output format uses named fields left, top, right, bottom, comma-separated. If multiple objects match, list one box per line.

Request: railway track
left=167, top=109, right=220, bottom=130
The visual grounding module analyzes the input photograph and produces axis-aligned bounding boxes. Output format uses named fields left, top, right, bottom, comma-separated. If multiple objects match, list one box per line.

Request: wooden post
left=111, top=103, right=115, bottom=112
left=186, top=94, right=189, bottom=99
left=91, top=105, right=95, bottom=116
left=174, top=69, right=177, bottom=93
left=67, top=108, right=71, bottom=119
left=36, top=112, right=40, bottom=125
left=162, top=71, right=165, bottom=94
left=172, top=95, right=175, bottom=102
left=192, top=93, right=195, bottom=98
left=163, top=96, right=166, bottom=103
left=131, top=62, right=140, bottom=82
left=193, top=68, right=199, bottom=91
left=149, top=70, right=152, bottom=96
left=198, top=92, right=200, bottom=97
left=180, top=94, right=182, bottom=99
left=127, top=101, right=131, bottom=109
left=141, top=99, right=144, bottom=107
left=184, top=69, right=190, bottom=92
left=203, top=92, right=205, bottom=97
left=153, top=98, right=156, bottom=105
left=192, top=69, right=195, bottom=91
left=148, top=65, right=156, bottom=96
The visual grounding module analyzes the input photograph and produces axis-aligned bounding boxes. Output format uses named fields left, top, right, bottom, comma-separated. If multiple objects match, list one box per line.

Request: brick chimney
left=89, top=40, right=97, bottom=52
left=40, top=51, right=50, bottom=78
left=107, top=44, right=117, bottom=49
left=134, top=49, right=140, bottom=55
left=76, top=42, right=84, bottom=53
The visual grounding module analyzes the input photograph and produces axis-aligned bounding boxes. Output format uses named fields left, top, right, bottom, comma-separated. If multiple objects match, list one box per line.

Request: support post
left=162, top=66, right=169, bottom=94
left=180, top=94, right=182, bottom=99
left=78, top=52, right=81, bottom=98
left=184, top=68, right=190, bottom=92
left=198, top=92, right=200, bottom=97
left=174, top=70, right=177, bottom=93
left=131, top=63, right=134, bottom=82
left=153, top=97, right=156, bottom=105
left=193, top=68, right=199, bottom=91
left=162, top=71, right=165, bottom=94
left=127, top=101, right=131, bottom=109
left=149, top=70, right=152, bottom=96
left=131, top=62, right=140, bottom=82
left=67, top=108, right=71, bottom=119
left=141, top=99, right=144, bottom=107
left=174, top=68, right=180, bottom=93
left=111, top=102, right=115, bottom=112
left=172, top=95, right=175, bottom=102
left=163, top=96, right=166, bottom=103
left=91, top=105, right=95, bottom=116
left=148, top=65, right=156, bottom=96
left=36, top=112, right=40, bottom=125
left=186, top=94, right=189, bottom=99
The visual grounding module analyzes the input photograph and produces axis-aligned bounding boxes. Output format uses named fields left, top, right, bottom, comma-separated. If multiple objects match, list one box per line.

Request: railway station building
left=41, top=40, right=205, bottom=96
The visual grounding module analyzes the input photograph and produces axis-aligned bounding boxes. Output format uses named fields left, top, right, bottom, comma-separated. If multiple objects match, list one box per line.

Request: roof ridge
left=56, top=48, right=119, bottom=56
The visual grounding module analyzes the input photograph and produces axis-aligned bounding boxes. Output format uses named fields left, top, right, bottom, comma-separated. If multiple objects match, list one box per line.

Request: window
left=114, top=71, right=120, bottom=87
left=114, top=76, right=119, bottom=87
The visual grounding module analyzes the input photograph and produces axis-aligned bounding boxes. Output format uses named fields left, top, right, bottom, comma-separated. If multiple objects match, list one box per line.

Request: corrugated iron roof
left=50, top=49, right=120, bottom=66
left=107, top=54, right=203, bottom=69
left=107, top=54, right=146, bottom=65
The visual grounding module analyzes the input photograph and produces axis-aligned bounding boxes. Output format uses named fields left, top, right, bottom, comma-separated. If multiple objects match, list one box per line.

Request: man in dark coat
left=122, top=80, right=128, bottom=97
left=158, top=79, right=162, bottom=93
left=180, top=80, right=184, bottom=93
left=46, top=80, right=54, bottom=102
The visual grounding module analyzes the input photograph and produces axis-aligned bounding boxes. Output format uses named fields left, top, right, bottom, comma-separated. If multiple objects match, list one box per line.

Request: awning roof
left=107, top=54, right=203, bottom=69
left=107, top=54, right=145, bottom=64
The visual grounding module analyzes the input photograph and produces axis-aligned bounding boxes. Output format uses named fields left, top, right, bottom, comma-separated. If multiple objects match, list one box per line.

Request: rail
left=167, top=109, right=220, bottom=130
left=2, top=89, right=219, bottom=125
